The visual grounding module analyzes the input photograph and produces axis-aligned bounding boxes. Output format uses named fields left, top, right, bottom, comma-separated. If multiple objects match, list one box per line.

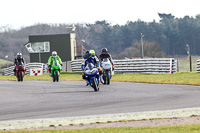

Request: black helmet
left=85, top=52, right=92, bottom=59
left=85, top=50, right=89, bottom=54
left=101, top=48, right=108, bottom=54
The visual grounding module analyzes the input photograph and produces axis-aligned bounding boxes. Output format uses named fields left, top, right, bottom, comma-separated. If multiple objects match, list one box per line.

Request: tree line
left=0, top=13, right=200, bottom=62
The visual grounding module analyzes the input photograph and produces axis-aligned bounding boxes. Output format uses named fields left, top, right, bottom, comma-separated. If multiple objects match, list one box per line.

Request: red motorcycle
left=16, top=62, right=25, bottom=82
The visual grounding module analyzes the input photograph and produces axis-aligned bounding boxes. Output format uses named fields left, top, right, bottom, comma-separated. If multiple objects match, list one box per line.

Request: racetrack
left=1, top=80, right=200, bottom=122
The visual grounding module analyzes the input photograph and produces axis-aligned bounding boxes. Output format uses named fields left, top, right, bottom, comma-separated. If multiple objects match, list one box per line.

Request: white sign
left=30, top=68, right=43, bottom=76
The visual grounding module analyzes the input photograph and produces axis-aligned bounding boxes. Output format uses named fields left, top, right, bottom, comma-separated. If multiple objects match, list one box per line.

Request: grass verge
left=112, top=72, right=200, bottom=86
left=1, top=124, right=200, bottom=133
left=0, top=72, right=82, bottom=81
left=0, top=72, right=200, bottom=86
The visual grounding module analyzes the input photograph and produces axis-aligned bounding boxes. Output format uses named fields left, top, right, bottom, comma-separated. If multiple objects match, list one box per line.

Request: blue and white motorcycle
left=101, top=58, right=112, bottom=85
left=84, top=63, right=100, bottom=91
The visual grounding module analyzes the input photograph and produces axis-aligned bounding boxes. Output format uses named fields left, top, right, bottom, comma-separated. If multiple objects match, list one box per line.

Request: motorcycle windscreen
left=16, top=62, right=24, bottom=70
left=87, top=63, right=95, bottom=70
left=53, top=60, right=60, bottom=66
left=103, top=58, right=109, bottom=62
left=16, top=62, right=23, bottom=65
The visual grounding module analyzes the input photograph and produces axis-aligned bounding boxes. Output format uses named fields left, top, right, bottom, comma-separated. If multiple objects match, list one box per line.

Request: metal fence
left=197, top=59, right=200, bottom=73
left=2, top=62, right=69, bottom=76
left=70, top=58, right=177, bottom=74
left=70, top=59, right=82, bottom=73
left=3, top=59, right=177, bottom=75
left=3, top=63, right=46, bottom=76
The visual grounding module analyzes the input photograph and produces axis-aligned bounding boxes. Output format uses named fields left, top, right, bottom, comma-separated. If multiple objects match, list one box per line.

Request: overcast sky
left=0, top=0, right=200, bottom=29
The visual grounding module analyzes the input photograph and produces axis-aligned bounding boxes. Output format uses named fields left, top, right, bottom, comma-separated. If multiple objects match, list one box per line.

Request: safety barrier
left=197, top=59, right=200, bottom=73
left=70, top=59, right=82, bottom=73
left=70, top=58, right=177, bottom=74
left=2, top=63, right=46, bottom=76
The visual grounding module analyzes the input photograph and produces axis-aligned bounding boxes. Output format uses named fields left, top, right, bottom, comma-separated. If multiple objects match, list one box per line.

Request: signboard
left=30, top=68, right=43, bottom=76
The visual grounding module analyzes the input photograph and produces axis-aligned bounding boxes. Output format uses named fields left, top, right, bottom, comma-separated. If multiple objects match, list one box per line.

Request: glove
left=112, top=66, right=114, bottom=71
left=97, top=67, right=102, bottom=71
left=81, top=65, right=85, bottom=71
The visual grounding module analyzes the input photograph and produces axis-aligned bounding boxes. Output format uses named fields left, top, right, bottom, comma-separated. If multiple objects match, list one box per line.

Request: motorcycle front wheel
left=55, top=71, right=59, bottom=82
left=20, top=72, right=23, bottom=82
left=92, top=78, right=99, bottom=91
left=106, top=72, right=110, bottom=85
left=52, top=73, right=55, bottom=82
left=17, top=74, right=20, bottom=82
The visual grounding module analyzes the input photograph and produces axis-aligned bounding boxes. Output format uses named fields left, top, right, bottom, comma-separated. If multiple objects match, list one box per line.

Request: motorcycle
left=84, top=63, right=100, bottom=91
left=16, top=62, right=26, bottom=82
left=50, top=60, right=61, bottom=82
left=101, top=58, right=112, bottom=85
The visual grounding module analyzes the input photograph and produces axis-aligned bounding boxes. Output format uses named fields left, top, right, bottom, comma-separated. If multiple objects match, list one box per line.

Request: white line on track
left=1, top=107, right=200, bottom=130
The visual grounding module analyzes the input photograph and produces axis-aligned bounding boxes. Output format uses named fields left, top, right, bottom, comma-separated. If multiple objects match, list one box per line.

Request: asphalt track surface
left=1, top=80, right=200, bottom=121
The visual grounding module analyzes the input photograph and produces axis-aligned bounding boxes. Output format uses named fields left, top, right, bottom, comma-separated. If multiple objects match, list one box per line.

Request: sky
left=0, top=0, right=200, bottom=30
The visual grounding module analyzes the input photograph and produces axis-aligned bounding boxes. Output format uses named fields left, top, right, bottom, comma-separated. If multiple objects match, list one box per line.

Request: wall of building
left=70, top=33, right=76, bottom=61
left=29, top=34, right=75, bottom=63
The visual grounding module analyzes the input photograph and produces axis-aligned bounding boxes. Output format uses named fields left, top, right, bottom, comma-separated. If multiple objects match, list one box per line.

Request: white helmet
left=52, top=51, right=57, bottom=58
left=17, top=53, right=22, bottom=58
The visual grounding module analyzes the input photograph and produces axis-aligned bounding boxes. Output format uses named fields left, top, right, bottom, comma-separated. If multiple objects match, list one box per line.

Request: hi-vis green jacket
left=48, top=56, right=62, bottom=66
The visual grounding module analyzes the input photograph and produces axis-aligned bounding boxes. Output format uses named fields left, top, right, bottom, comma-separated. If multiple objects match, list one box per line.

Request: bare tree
left=118, top=41, right=165, bottom=59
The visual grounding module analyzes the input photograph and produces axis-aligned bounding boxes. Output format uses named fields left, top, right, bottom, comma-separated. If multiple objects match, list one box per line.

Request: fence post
left=189, top=56, right=192, bottom=72
left=170, top=58, right=173, bottom=74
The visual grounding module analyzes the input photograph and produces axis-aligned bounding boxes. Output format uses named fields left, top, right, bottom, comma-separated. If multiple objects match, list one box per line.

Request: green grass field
left=1, top=124, right=200, bottom=133
left=0, top=72, right=82, bottom=81
left=0, top=72, right=200, bottom=86
left=112, top=72, right=200, bottom=85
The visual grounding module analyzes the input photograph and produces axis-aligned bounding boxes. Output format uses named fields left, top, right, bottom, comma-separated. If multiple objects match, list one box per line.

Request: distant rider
left=13, top=53, right=26, bottom=76
left=48, top=51, right=62, bottom=76
left=99, top=48, right=114, bottom=71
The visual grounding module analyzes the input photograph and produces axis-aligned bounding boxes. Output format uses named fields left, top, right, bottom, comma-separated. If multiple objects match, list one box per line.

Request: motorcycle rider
left=81, top=50, right=100, bottom=85
left=90, top=49, right=103, bottom=75
left=99, top=48, right=114, bottom=71
left=48, top=51, right=62, bottom=77
left=82, top=50, right=100, bottom=70
left=13, top=53, right=26, bottom=76
left=90, top=49, right=102, bottom=66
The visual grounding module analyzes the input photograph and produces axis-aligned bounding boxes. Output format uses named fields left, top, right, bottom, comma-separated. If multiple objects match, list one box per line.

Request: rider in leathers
left=81, top=51, right=100, bottom=85
left=99, top=48, right=114, bottom=70
left=48, top=51, right=62, bottom=77
left=13, top=53, right=26, bottom=76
